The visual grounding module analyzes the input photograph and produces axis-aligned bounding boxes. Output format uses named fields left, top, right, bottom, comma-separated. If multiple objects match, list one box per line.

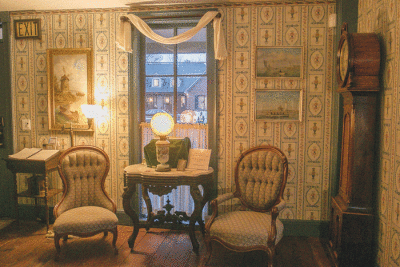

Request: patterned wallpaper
left=9, top=1, right=335, bottom=223
left=358, top=0, right=399, bottom=266
left=216, top=3, right=335, bottom=223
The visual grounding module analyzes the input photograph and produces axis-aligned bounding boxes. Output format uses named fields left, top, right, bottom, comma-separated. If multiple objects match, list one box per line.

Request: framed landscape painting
left=255, top=89, right=302, bottom=122
left=256, top=46, right=303, bottom=79
left=47, top=48, right=94, bottom=131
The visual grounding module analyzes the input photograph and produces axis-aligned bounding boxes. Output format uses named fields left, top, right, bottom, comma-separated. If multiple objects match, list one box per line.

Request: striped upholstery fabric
left=209, top=211, right=284, bottom=246
left=54, top=149, right=114, bottom=217
left=237, top=150, right=285, bottom=210
left=53, top=206, right=118, bottom=234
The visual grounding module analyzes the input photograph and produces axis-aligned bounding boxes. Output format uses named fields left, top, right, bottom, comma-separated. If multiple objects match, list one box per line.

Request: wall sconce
left=150, top=112, right=174, bottom=172
left=60, top=105, right=102, bottom=147
left=81, top=104, right=102, bottom=128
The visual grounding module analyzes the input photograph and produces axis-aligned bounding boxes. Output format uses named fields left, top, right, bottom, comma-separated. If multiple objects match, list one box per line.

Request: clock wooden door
left=329, top=23, right=380, bottom=267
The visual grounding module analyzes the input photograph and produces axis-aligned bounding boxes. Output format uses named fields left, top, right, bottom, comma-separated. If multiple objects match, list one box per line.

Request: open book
left=9, top=148, right=60, bottom=161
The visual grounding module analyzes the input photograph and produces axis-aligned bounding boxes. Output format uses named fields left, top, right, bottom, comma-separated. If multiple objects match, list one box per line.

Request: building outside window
left=144, top=26, right=207, bottom=123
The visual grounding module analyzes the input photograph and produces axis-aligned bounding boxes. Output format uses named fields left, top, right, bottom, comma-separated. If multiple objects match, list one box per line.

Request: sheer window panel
left=140, top=123, right=208, bottom=220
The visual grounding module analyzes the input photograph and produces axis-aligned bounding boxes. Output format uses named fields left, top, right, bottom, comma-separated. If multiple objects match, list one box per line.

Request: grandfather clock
left=329, top=23, right=380, bottom=266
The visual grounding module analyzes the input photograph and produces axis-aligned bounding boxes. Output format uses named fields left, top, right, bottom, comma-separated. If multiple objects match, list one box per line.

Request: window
left=129, top=11, right=218, bottom=221
left=152, top=78, right=160, bottom=87
left=195, top=95, right=207, bottom=111
left=144, top=25, right=207, bottom=124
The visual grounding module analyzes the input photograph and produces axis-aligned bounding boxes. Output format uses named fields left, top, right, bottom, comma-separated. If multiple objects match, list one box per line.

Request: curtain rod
left=122, top=12, right=221, bottom=21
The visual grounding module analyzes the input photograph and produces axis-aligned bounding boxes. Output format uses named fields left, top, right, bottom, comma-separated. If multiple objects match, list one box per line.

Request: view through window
left=144, top=27, right=207, bottom=124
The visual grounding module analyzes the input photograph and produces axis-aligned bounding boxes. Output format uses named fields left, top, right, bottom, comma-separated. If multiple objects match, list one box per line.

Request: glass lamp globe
left=150, top=112, right=174, bottom=172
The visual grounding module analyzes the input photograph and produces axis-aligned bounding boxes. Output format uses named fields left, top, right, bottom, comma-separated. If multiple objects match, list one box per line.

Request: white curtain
left=116, top=11, right=227, bottom=60
left=140, top=123, right=209, bottom=219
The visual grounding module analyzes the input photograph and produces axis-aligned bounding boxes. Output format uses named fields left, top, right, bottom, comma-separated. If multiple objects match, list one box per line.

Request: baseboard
left=281, top=219, right=330, bottom=238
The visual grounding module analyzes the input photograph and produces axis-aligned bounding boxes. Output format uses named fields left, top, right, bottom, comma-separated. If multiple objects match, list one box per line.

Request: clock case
left=329, top=23, right=381, bottom=266
left=336, top=23, right=380, bottom=91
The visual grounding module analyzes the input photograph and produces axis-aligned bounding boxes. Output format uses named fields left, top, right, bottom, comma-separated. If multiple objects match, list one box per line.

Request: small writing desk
left=4, top=150, right=62, bottom=233
left=123, top=164, right=214, bottom=254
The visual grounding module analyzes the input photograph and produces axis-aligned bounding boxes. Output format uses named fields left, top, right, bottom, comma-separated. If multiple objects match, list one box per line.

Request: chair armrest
left=271, top=199, right=286, bottom=218
left=275, top=199, right=286, bottom=212
left=212, top=192, right=235, bottom=206
left=205, top=192, right=235, bottom=233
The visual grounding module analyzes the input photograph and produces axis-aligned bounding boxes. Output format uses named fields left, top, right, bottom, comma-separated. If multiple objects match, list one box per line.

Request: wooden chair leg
left=267, top=247, right=275, bottom=267
left=111, top=227, right=118, bottom=255
left=204, top=238, right=212, bottom=265
left=54, top=234, right=61, bottom=261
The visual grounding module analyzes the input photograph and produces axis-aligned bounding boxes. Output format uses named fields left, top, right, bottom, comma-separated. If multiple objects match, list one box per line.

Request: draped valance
left=116, top=11, right=227, bottom=60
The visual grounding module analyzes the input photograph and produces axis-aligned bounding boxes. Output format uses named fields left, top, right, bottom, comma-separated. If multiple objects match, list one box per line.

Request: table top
left=124, top=164, right=213, bottom=178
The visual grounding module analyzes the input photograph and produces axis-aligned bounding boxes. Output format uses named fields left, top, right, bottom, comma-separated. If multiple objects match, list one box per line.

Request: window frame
left=129, top=11, right=218, bottom=199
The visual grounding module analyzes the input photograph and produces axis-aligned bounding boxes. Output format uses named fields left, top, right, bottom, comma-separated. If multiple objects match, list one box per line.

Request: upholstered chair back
left=235, top=146, right=287, bottom=212
left=54, top=146, right=116, bottom=218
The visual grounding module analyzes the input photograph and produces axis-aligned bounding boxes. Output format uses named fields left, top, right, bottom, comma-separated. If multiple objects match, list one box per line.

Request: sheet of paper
left=186, top=149, right=211, bottom=171
left=8, top=148, right=42, bottom=159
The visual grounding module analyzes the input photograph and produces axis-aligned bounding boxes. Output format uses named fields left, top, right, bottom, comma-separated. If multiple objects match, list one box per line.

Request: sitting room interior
left=0, top=0, right=395, bottom=266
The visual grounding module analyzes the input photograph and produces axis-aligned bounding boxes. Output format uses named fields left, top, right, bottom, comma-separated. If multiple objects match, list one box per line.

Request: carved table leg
left=189, top=185, right=205, bottom=254
left=142, top=185, right=152, bottom=231
left=200, top=180, right=214, bottom=236
left=123, top=184, right=139, bottom=252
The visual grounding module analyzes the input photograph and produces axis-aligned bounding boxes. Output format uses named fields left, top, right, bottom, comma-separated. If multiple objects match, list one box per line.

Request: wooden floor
left=0, top=220, right=334, bottom=267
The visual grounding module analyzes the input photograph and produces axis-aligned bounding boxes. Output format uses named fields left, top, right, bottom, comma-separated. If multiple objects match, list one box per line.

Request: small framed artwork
left=177, top=159, right=187, bottom=171
left=47, top=48, right=94, bottom=131
left=255, top=89, right=302, bottom=122
left=47, top=137, right=58, bottom=150
left=256, top=46, right=303, bottom=79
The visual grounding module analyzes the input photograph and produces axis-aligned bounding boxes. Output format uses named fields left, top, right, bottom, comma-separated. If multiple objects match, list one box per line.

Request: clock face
left=339, top=39, right=349, bottom=82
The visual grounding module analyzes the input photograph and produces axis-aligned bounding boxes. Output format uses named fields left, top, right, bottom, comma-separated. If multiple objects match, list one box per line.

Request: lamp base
left=156, top=163, right=171, bottom=172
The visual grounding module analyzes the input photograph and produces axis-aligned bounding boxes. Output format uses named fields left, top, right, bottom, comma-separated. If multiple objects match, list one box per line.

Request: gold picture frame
left=255, top=89, right=303, bottom=122
left=256, top=46, right=303, bottom=79
left=47, top=48, right=94, bottom=131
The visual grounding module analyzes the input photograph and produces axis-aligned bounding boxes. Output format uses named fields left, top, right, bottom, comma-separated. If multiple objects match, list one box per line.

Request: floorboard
left=0, top=220, right=334, bottom=267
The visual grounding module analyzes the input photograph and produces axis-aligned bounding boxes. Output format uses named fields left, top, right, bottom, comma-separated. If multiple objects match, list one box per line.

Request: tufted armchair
left=204, top=146, right=288, bottom=267
left=53, top=146, right=118, bottom=260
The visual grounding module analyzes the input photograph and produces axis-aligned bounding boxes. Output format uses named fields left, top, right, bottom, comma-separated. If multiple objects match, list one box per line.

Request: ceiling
left=0, top=0, right=233, bottom=12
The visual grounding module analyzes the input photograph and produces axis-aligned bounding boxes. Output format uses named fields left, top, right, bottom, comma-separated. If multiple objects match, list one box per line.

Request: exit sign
left=14, top=19, right=41, bottom=39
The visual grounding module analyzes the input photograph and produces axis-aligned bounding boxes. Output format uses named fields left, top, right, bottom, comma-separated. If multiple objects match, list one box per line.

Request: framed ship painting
left=256, top=46, right=303, bottom=79
left=47, top=48, right=94, bottom=131
left=255, top=89, right=302, bottom=122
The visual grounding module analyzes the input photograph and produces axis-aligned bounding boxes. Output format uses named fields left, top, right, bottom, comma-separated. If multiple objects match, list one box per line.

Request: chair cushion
left=209, top=211, right=284, bottom=247
left=53, top=206, right=118, bottom=235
